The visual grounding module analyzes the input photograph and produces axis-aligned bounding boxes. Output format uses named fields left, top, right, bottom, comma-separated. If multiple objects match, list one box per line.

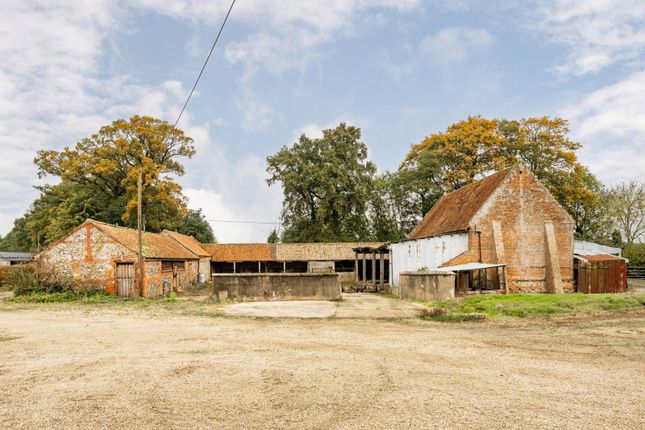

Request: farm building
left=0, top=252, right=33, bottom=266
left=574, top=241, right=628, bottom=293
left=203, top=242, right=386, bottom=284
left=38, top=219, right=206, bottom=297
left=390, top=165, right=575, bottom=294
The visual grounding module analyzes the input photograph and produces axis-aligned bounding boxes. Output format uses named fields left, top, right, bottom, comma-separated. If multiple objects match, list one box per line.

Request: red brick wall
left=469, top=168, right=574, bottom=292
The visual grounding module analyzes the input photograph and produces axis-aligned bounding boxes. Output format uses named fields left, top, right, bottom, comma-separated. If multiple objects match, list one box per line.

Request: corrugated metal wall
left=389, top=233, right=468, bottom=287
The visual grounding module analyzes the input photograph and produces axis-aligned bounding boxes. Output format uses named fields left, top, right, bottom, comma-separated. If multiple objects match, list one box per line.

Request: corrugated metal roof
left=408, top=167, right=513, bottom=240
left=202, top=243, right=276, bottom=261
left=0, top=252, right=33, bottom=261
left=574, top=239, right=621, bottom=256
left=90, top=220, right=197, bottom=260
left=575, top=253, right=627, bottom=262
left=162, top=230, right=210, bottom=257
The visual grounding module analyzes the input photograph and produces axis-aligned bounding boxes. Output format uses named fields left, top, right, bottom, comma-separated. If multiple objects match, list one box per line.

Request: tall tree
left=607, top=180, right=645, bottom=245
left=267, top=123, right=376, bottom=242
left=176, top=209, right=216, bottom=243
left=368, top=173, right=407, bottom=241
left=401, top=116, right=602, bottom=237
left=1, top=116, right=196, bottom=251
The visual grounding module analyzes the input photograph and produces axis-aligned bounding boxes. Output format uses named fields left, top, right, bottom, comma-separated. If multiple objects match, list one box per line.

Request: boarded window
left=162, top=261, right=173, bottom=272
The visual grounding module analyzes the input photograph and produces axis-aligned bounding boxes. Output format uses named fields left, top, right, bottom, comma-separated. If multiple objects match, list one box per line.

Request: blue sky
left=1, top=1, right=644, bottom=242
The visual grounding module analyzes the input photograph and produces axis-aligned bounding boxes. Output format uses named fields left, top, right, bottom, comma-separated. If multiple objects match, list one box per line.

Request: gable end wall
left=469, top=167, right=574, bottom=292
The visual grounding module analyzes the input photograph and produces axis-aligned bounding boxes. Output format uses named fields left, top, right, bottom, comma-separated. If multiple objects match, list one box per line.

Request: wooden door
left=116, top=262, right=135, bottom=298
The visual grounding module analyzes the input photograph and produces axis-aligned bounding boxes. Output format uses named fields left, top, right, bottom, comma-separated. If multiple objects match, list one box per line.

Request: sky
left=1, top=0, right=644, bottom=243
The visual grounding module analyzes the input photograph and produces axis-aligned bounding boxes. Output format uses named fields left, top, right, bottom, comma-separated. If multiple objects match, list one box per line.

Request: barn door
left=116, top=262, right=136, bottom=298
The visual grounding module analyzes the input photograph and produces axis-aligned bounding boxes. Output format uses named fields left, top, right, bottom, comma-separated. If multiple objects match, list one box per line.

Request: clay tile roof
left=162, top=230, right=210, bottom=257
left=89, top=220, right=197, bottom=260
left=407, top=167, right=514, bottom=240
left=202, top=243, right=276, bottom=262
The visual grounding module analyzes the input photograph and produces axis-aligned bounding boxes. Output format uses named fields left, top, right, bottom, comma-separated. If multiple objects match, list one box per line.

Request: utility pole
left=137, top=167, right=143, bottom=298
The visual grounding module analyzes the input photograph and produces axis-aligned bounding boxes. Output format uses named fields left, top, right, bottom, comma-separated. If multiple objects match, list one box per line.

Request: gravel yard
left=0, top=298, right=644, bottom=429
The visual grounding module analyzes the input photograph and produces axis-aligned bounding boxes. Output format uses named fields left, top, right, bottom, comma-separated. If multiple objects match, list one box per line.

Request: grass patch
left=423, top=293, right=645, bottom=321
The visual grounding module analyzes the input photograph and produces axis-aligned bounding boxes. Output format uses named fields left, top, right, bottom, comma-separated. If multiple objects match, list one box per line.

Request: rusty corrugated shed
left=90, top=220, right=197, bottom=260
left=202, top=243, right=276, bottom=261
left=408, top=167, right=513, bottom=240
left=162, top=230, right=210, bottom=257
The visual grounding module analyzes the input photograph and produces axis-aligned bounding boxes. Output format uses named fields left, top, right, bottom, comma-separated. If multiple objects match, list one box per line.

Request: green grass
left=420, top=293, right=645, bottom=322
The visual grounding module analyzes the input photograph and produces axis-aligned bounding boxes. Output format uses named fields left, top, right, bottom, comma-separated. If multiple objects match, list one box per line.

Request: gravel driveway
left=0, top=303, right=643, bottom=429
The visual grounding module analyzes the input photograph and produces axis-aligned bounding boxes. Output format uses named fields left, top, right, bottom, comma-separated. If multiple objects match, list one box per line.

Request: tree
left=35, top=116, right=195, bottom=232
left=267, top=123, right=376, bottom=242
left=607, top=180, right=645, bottom=245
left=368, top=173, right=407, bottom=241
left=401, top=116, right=602, bottom=236
left=176, top=209, right=216, bottom=243
left=1, top=116, right=195, bottom=251
left=267, top=229, right=279, bottom=243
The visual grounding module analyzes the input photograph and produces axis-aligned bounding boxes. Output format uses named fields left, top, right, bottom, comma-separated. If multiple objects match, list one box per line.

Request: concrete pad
left=223, top=300, right=338, bottom=318
left=221, top=294, right=421, bottom=319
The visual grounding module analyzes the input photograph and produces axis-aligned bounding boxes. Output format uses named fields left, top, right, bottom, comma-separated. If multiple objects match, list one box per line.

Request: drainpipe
left=476, top=226, right=482, bottom=263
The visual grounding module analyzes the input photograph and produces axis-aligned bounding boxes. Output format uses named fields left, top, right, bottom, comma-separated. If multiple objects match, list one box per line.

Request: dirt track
left=1, top=302, right=644, bottom=429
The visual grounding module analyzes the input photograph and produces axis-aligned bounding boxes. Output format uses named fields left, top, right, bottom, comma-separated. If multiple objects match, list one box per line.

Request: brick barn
left=38, top=219, right=207, bottom=297
left=389, top=165, right=575, bottom=294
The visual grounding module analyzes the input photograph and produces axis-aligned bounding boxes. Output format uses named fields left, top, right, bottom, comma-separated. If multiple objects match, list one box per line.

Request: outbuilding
left=38, top=219, right=204, bottom=297
left=0, top=252, right=33, bottom=266
left=389, top=165, right=575, bottom=294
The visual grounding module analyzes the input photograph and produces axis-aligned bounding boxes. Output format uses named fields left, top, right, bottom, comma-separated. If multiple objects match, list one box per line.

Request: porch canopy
left=435, top=262, right=507, bottom=294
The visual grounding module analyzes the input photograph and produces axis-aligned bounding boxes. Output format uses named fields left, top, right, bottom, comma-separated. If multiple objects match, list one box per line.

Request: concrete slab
left=222, top=300, right=338, bottom=318
left=221, top=293, right=421, bottom=319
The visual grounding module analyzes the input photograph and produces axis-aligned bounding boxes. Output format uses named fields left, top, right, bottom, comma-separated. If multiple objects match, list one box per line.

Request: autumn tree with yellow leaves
left=0, top=116, right=215, bottom=251
left=395, top=116, right=605, bottom=239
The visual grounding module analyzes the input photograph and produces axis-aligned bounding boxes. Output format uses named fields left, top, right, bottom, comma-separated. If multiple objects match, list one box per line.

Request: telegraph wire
left=206, top=219, right=277, bottom=225
left=173, top=0, right=237, bottom=128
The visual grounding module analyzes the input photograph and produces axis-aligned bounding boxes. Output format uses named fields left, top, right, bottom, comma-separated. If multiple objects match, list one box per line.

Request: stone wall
left=398, top=271, right=456, bottom=302
left=39, top=223, right=136, bottom=294
left=212, top=273, right=341, bottom=301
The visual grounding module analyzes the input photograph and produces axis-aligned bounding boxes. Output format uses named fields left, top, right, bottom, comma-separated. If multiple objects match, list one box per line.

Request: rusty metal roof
left=90, top=220, right=198, bottom=260
left=202, top=243, right=276, bottom=262
left=162, top=230, right=210, bottom=257
left=576, top=253, right=627, bottom=262
left=407, top=167, right=513, bottom=240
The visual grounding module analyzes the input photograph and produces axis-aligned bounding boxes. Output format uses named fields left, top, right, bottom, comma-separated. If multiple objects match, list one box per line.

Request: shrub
left=7, top=260, right=73, bottom=296
left=0, top=266, right=11, bottom=287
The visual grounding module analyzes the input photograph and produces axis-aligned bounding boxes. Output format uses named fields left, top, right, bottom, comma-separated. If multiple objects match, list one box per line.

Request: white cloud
left=420, top=27, right=493, bottom=62
left=560, top=70, right=645, bottom=183
left=535, top=0, right=645, bottom=75
left=0, top=0, right=285, bottom=241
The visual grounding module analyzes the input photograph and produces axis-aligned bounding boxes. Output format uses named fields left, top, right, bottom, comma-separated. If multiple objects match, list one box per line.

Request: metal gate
left=115, top=262, right=136, bottom=297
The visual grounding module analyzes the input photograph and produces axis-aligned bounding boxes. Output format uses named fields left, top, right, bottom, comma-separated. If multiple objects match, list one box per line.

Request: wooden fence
left=627, top=266, right=645, bottom=279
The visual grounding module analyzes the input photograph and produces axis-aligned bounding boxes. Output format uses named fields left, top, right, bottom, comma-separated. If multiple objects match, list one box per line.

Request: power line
left=173, top=0, right=237, bottom=128
left=206, top=219, right=277, bottom=225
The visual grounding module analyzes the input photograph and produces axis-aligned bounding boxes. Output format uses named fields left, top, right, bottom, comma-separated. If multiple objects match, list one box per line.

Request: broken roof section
left=89, top=220, right=197, bottom=260
left=407, top=167, right=514, bottom=240
left=162, top=230, right=210, bottom=257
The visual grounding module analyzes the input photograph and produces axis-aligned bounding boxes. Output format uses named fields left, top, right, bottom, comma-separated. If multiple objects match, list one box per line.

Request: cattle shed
left=389, top=165, right=575, bottom=294
left=204, top=242, right=385, bottom=283
left=38, top=219, right=204, bottom=298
